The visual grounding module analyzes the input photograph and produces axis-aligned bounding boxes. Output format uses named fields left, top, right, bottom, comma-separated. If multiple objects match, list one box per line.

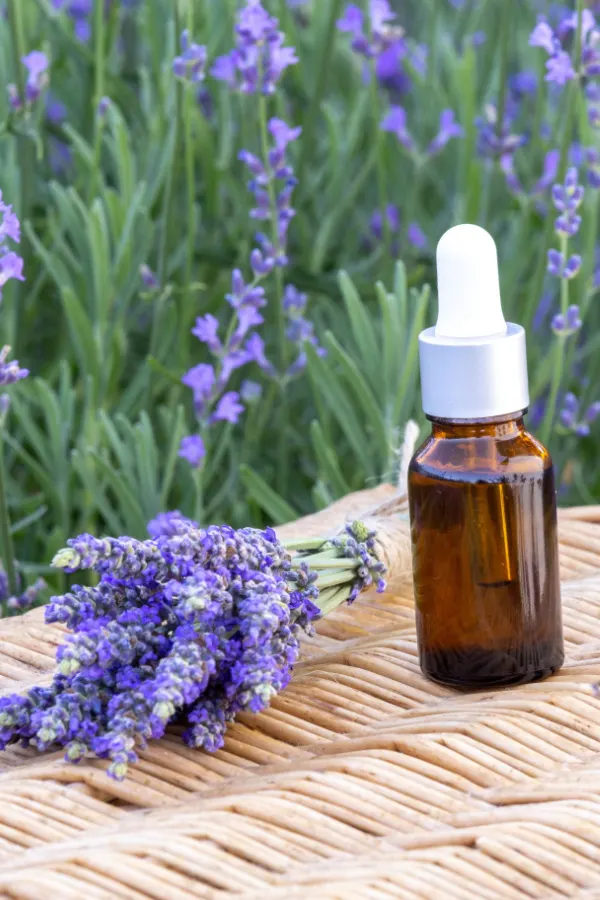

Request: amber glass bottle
left=410, top=223, right=564, bottom=689
left=408, top=412, right=563, bottom=688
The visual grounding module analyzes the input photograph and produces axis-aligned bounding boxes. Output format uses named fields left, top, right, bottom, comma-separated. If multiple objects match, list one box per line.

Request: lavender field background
left=0, top=0, right=597, bottom=610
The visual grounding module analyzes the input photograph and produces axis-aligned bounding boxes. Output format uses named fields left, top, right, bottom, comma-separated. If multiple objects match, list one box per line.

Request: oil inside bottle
left=408, top=416, right=564, bottom=688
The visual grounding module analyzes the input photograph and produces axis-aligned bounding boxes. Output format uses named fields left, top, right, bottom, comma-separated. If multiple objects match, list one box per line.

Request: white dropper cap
left=418, top=224, right=529, bottom=420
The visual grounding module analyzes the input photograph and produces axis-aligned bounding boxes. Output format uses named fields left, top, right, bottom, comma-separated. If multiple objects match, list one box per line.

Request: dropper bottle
left=408, top=224, right=564, bottom=688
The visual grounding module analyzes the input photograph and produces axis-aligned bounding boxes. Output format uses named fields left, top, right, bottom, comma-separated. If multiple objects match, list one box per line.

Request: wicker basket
left=0, top=488, right=599, bottom=898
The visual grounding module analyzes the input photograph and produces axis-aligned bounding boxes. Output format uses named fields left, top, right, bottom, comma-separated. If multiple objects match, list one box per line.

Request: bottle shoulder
left=409, top=427, right=552, bottom=483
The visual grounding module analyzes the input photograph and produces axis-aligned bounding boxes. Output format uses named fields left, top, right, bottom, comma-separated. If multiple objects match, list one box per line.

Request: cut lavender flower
left=0, top=520, right=386, bottom=779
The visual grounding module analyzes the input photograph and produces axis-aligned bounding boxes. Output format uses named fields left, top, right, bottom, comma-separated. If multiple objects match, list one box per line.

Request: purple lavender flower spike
left=181, top=364, right=215, bottom=414
left=560, top=392, right=579, bottom=428
left=500, top=154, right=522, bottom=194
left=370, top=205, right=400, bottom=241
left=552, top=304, right=582, bottom=336
left=510, top=70, right=537, bottom=96
left=552, top=168, right=584, bottom=236
left=427, top=109, right=463, bottom=155
left=245, top=333, right=275, bottom=375
left=211, top=1, right=297, bottom=95
left=140, top=264, right=159, bottom=290
left=211, top=392, right=244, bottom=424
left=547, top=248, right=564, bottom=277
left=240, top=380, right=262, bottom=403
left=178, top=435, right=206, bottom=468
left=529, top=17, right=556, bottom=55
left=408, top=223, right=428, bottom=251
left=0, top=347, right=28, bottom=385
left=0, top=194, right=21, bottom=245
left=22, top=51, right=49, bottom=104
left=97, top=96, right=111, bottom=120
left=337, top=5, right=364, bottom=37
left=532, top=150, right=560, bottom=195
left=192, top=314, right=221, bottom=352
left=46, top=92, right=67, bottom=125
left=563, top=254, right=582, bottom=280
left=173, top=30, right=207, bottom=83
left=0, top=253, right=25, bottom=299
left=380, top=105, right=414, bottom=151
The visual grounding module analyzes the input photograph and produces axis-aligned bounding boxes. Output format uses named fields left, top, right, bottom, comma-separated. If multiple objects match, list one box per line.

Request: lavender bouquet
left=0, top=516, right=386, bottom=780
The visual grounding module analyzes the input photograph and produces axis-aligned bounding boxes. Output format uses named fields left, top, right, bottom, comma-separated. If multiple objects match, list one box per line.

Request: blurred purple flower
left=530, top=10, right=600, bottom=89
left=0, top=346, right=28, bottom=385
left=173, top=30, right=207, bottom=83
left=586, top=147, right=600, bottom=187
left=476, top=103, right=525, bottom=160
left=533, top=291, right=553, bottom=332
left=8, top=50, right=49, bottom=109
left=211, top=392, right=244, bottom=424
left=510, top=70, right=538, bottom=95
left=529, top=17, right=557, bottom=55
left=53, top=0, right=92, bottom=42
left=140, top=264, right=159, bottom=290
left=97, top=96, right=111, bottom=120
left=0, top=253, right=24, bottom=297
left=211, top=0, right=298, bottom=94
left=46, top=92, right=67, bottom=125
left=427, top=109, right=463, bottom=155
left=552, top=167, right=584, bottom=236
left=552, top=304, right=582, bottom=335
left=282, top=284, right=325, bottom=375
left=192, top=314, right=221, bottom=353
left=178, top=435, right=206, bottom=468
left=182, top=364, right=216, bottom=415
left=408, top=222, right=428, bottom=250
left=337, top=1, right=408, bottom=92
left=532, top=149, right=560, bottom=195
left=48, top=139, right=74, bottom=177
left=380, top=105, right=414, bottom=151
left=240, top=380, right=262, bottom=403
left=0, top=195, right=20, bottom=246
left=559, top=391, right=600, bottom=435
left=370, top=205, right=400, bottom=241
left=23, top=51, right=49, bottom=103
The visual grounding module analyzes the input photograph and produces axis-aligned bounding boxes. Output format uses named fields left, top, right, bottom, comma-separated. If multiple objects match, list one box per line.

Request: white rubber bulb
left=435, top=223, right=507, bottom=339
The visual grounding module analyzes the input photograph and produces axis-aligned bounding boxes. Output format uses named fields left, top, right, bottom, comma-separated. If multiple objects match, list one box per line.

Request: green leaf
left=310, top=420, right=350, bottom=499
left=337, top=270, right=381, bottom=394
left=393, top=284, right=431, bottom=425
left=59, top=287, right=101, bottom=384
left=239, top=464, right=298, bottom=524
left=323, top=330, right=389, bottom=464
left=306, top=341, right=373, bottom=477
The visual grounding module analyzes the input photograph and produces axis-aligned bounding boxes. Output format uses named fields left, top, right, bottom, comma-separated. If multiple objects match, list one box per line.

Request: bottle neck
left=428, top=411, right=526, bottom=440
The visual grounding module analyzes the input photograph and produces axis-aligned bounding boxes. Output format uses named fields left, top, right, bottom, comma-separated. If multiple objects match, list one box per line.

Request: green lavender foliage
left=0, top=0, right=598, bottom=594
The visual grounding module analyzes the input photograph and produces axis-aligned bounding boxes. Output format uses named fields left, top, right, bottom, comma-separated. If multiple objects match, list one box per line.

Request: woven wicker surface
left=0, top=497, right=600, bottom=898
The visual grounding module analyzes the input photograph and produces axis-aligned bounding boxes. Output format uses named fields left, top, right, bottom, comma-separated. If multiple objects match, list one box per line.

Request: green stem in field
left=183, top=85, right=196, bottom=303
left=540, top=234, right=569, bottom=445
left=90, top=0, right=106, bottom=202
left=494, top=0, right=512, bottom=144
left=257, top=94, right=289, bottom=494
left=369, top=66, right=391, bottom=254
left=7, top=1, right=33, bottom=268
left=297, top=0, right=344, bottom=186
left=0, top=427, right=19, bottom=597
